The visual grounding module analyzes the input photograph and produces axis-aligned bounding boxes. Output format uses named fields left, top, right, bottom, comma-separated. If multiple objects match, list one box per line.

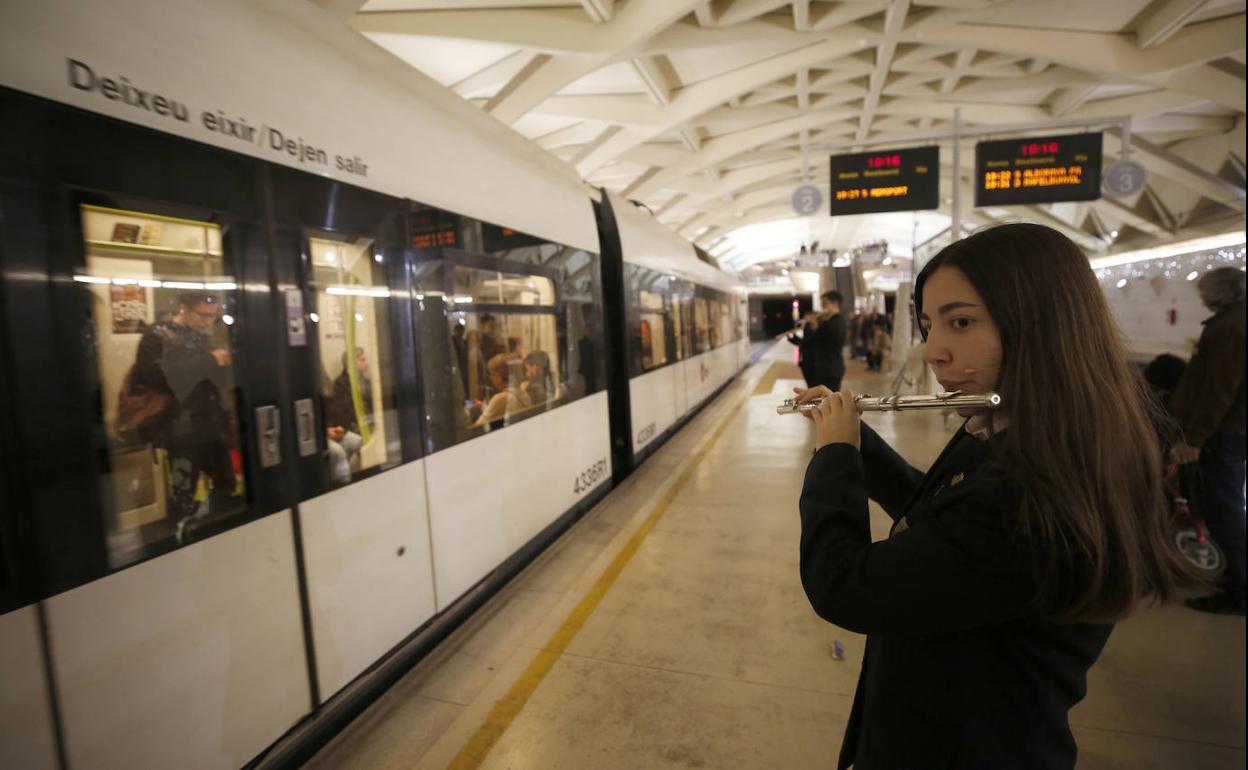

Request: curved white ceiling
left=326, top=0, right=1245, bottom=268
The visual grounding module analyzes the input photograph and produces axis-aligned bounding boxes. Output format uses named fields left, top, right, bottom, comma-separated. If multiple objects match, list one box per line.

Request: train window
left=308, top=236, right=401, bottom=487
left=76, top=204, right=245, bottom=567
left=708, top=299, right=722, bottom=349
left=693, top=296, right=710, bottom=354
left=410, top=210, right=606, bottom=452
left=639, top=290, right=667, bottom=371
left=452, top=266, right=557, bottom=424
left=671, top=292, right=687, bottom=362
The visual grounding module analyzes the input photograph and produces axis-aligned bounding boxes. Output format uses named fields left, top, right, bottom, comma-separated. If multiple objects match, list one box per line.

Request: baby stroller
left=1144, top=353, right=1226, bottom=577
left=1166, top=461, right=1226, bottom=577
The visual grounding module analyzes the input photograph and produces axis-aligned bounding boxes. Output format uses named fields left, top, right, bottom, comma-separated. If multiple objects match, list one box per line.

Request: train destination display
left=828, top=146, right=940, bottom=216
left=975, top=132, right=1102, bottom=206
left=828, top=145, right=938, bottom=213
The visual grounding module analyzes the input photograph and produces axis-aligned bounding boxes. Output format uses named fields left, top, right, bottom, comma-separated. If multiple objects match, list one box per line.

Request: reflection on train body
left=78, top=204, right=247, bottom=568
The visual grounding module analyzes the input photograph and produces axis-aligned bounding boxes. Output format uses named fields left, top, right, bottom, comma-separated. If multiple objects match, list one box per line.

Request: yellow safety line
left=446, top=391, right=752, bottom=769
left=752, top=360, right=798, bottom=396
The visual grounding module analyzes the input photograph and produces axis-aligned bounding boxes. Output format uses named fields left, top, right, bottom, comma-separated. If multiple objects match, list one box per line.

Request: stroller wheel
left=1174, top=527, right=1226, bottom=577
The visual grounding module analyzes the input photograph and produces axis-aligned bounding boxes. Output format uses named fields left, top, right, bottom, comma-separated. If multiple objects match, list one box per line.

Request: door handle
left=255, top=405, right=281, bottom=468
left=294, top=398, right=317, bottom=458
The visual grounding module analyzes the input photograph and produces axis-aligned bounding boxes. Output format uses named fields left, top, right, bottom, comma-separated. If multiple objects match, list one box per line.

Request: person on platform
left=1167, top=266, right=1246, bottom=615
left=809, top=290, right=846, bottom=391
left=787, top=312, right=821, bottom=388
left=791, top=223, right=1205, bottom=770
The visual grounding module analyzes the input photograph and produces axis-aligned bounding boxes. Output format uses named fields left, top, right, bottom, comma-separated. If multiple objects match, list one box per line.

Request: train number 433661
left=573, top=459, right=608, bottom=494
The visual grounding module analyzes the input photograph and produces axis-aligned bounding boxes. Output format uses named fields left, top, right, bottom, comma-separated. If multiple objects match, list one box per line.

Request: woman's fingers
left=839, top=388, right=856, bottom=414
left=793, top=385, right=833, bottom=404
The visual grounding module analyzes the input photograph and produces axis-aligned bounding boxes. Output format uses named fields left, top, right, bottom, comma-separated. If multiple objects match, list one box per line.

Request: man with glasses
left=127, top=292, right=237, bottom=541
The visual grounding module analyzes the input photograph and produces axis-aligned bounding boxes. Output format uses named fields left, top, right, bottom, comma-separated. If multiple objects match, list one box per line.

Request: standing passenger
left=1167, top=267, right=1246, bottom=615
left=478, top=313, right=502, bottom=364
left=578, top=323, right=598, bottom=395
left=465, top=329, right=484, bottom=401
left=792, top=223, right=1204, bottom=769
left=125, top=292, right=236, bottom=541
left=451, top=321, right=469, bottom=395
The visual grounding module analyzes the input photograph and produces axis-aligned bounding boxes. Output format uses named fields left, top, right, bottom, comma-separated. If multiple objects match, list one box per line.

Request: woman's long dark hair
left=915, top=223, right=1207, bottom=622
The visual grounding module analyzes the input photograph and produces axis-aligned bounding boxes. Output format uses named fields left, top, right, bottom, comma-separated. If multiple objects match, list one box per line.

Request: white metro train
left=0, top=1, right=748, bottom=768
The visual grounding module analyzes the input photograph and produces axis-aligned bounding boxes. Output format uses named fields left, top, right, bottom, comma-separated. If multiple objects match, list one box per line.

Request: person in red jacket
left=1168, top=266, right=1246, bottom=614
left=792, top=223, right=1206, bottom=770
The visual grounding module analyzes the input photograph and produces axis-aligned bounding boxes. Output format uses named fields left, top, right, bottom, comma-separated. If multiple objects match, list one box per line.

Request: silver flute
left=777, top=391, right=1002, bottom=415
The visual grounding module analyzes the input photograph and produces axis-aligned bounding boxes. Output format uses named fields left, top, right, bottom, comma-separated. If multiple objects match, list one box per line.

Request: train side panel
left=44, top=513, right=310, bottom=770
left=0, top=0, right=598, bottom=255
left=299, top=461, right=437, bottom=699
left=628, top=366, right=682, bottom=453
left=424, top=392, right=611, bottom=609
left=0, top=607, right=59, bottom=770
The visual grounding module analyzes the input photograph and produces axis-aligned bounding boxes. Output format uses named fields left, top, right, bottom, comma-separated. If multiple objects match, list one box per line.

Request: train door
left=263, top=167, right=437, bottom=702
left=590, top=194, right=634, bottom=482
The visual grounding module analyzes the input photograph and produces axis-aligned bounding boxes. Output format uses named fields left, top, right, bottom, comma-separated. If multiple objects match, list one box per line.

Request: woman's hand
left=1170, top=442, right=1201, bottom=465
left=811, top=388, right=861, bottom=451
left=792, top=385, right=833, bottom=422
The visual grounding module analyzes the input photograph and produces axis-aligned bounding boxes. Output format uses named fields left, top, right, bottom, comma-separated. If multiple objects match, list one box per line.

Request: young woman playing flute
left=792, top=223, right=1205, bottom=770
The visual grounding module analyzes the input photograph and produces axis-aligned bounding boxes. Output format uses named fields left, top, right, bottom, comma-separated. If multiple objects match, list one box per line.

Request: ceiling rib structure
left=337, top=0, right=1245, bottom=269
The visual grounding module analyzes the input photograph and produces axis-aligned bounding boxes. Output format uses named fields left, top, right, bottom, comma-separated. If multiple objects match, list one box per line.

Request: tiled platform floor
left=308, top=343, right=1245, bottom=770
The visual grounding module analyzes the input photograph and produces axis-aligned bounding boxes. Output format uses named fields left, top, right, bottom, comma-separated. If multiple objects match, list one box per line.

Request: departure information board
left=828, top=146, right=940, bottom=216
left=975, top=132, right=1102, bottom=206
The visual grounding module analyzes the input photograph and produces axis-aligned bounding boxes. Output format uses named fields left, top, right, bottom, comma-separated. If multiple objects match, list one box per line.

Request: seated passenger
left=486, top=335, right=524, bottom=394
left=791, top=223, right=1207, bottom=770
left=472, top=350, right=548, bottom=430
left=523, top=349, right=553, bottom=407
left=326, top=346, right=373, bottom=484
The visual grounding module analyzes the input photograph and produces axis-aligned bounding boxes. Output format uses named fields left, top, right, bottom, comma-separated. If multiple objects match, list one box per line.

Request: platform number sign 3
left=1105, top=160, right=1147, bottom=198
left=792, top=185, right=823, bottom=216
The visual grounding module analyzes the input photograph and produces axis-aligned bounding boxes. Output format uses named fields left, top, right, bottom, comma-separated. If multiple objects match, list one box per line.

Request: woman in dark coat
left=792, top=224, right=1205, bottom=769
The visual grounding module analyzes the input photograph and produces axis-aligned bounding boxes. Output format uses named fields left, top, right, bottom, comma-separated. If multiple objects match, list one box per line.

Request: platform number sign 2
left=792, top=185, right=823, bottom=216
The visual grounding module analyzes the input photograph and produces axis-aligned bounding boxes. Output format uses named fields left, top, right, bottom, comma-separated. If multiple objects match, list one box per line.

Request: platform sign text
left=975, top=132, right=1102, bottom=206
left=828, top=146, right=940, bottom=216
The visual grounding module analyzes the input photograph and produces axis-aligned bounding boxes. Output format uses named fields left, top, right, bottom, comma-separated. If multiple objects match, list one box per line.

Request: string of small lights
left=1094, top=244, right=1246, bottom=290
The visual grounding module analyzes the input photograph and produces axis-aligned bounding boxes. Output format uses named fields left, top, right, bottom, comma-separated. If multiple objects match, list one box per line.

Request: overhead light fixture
left=1115, top=278, right=1127, bottom=288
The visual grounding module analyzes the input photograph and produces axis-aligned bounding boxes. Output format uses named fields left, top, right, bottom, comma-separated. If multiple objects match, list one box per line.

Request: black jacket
left=1169, top=303, right=1246, bottom=446
left=808, top=313, right=846, bottom=384
left=788, top=322, right=817, bottom=382
left=800, top=424, right=1112, bottom=769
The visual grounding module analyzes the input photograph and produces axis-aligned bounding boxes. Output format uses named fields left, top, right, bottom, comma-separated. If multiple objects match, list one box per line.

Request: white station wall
left=1099, top=267, right=1243, bottom=361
